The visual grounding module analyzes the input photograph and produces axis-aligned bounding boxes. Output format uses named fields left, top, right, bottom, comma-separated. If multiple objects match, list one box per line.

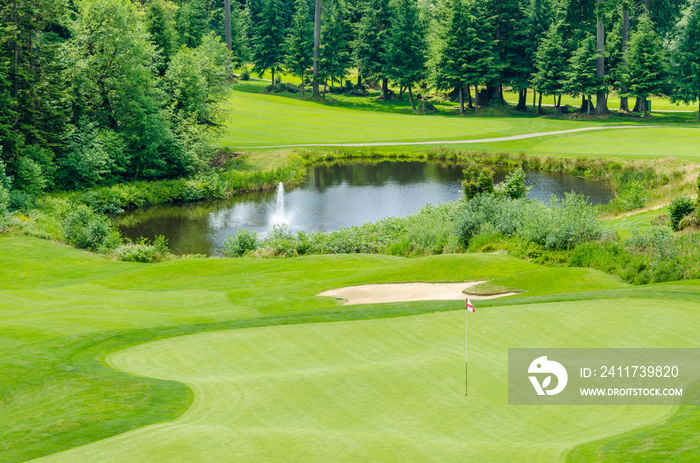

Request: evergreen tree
left=176, top=0, right=209, bottom=47
left=384, top=0, right=426, bottom=110
left=284, top=0, right=314, bottom=96
left=434, top=0, right=471, bottom=115
left=252, top=0, right=285, bottom=85
left=146, top=0, right=179, bottom=75
left=564, top=32, right=604, bottom=115
left=672, top=1, right=700, bottom=120
left=499, top=0, right=533, bottom=109
left=320, top=0, right=353, bottom=89
left=353, top=0, right=392, bottom=98
left=460, top=0, right=499, bottom=114
left=623, top=13, right=668, bottom=114
left=531, top=20, right=568, bottom=114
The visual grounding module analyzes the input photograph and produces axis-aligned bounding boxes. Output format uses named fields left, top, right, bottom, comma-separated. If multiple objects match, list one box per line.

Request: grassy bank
left=0, top=235, right=698, bottom=462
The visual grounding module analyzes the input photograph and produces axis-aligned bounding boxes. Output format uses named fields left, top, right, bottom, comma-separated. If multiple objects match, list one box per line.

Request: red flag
left=467, top=298, right=475, bottom=313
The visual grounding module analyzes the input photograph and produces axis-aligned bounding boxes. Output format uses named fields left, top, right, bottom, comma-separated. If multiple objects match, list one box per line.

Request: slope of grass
left=37, top=299, right=700, bottom=462
left=1, top=234, right=699, bottom=461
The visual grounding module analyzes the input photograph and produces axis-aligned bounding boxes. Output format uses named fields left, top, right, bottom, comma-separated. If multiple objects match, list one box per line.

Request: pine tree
left=384, top=0, right=426, bottom=110
left=434, top=0, right=471, bottom=115
left=252, top=0, right=285, bottom=85
left=672, top=1, right=700, bottom=120
left=352, top=0, right=392, bottom=98
left=283, top=0, right=314, bottom=96
left=623, top=13, right=668, bottom=115
left=564, top=33, right=603, bottom=115
left=146, top=0, right=178, bottom=75
left=531, top=20, right=568, bottom=114
left=460, top=0, right=499, bottom=114
left=320, top=0, right=353, bottom=89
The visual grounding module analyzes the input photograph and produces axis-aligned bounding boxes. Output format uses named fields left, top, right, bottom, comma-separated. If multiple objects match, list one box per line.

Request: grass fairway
left=221, top=81, right=700, bottom=161
left=2, top=235, right=699, bottom=462
left=35, top=300, right=698, bottom=462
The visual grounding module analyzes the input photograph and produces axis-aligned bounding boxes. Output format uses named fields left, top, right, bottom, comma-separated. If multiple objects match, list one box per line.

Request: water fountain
left=269, top=182, right=292, bottom=227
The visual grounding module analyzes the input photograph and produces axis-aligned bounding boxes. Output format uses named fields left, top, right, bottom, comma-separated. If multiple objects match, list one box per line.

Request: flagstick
left=465, top=303, right=468, bottom=396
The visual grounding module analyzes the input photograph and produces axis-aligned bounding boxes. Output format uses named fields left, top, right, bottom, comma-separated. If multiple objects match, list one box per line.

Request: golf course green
left=2, top=234, right=699, bottom=462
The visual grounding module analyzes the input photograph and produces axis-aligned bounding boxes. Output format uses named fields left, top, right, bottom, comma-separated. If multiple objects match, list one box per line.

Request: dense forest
left=1, top=0, right=699, bottom=199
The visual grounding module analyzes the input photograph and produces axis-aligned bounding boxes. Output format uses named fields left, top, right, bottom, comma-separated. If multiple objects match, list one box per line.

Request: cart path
left=234, top=125, right=655, bottom=149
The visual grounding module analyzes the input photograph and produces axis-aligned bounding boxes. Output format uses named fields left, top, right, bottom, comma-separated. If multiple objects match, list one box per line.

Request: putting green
left=34, top=298, right=699, bottom=462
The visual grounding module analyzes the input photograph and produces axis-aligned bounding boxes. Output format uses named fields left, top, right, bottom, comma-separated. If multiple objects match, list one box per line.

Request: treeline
left=242, top=0, right=700, bottom=117
left=2, top=0, right=700, bottom=200
left=0, top=0, right=235, bottom=202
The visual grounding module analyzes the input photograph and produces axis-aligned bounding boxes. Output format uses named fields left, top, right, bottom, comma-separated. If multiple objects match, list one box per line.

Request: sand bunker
left=317, top=281, right=519, bottom=305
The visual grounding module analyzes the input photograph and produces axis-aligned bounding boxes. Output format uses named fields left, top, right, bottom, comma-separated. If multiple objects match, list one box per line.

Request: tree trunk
left=459, top=86, right=464, bottom=115
left=467, top=86, right=473, bottom=108
left=408, top=85, right=416, bottom=111
left=475, top=85, right=478, bottom=115
left=271, top=68, right=275, bottom=86
left=533, top=90, right=536, bottom=113
left=517, top=89, right=528, bottom=110
left=588, top=95, right=591, bottom=115
left=620, top=7, right=629, bottom=112
left=224, top=0, right=232, bottom=50
left=300, top=71, right=304, bottom=97
left=382, top=78, right=388, bottom=99
left=633, top=97, right=642, bottom=112
left=595, top=0, right=608, bottom=115
left=538, top=92, right=542, bottom=113
left=312, top=0, right=322, bottom=97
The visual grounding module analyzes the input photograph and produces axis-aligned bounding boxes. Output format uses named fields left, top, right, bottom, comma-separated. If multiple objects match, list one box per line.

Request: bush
left=61, top=203, right=114, bottom=250
left=113, top=236, right=169, bottom=262
left=0, top=185, right=9, bottom=233
left=669, top=195, right=695, bottom=231
left=494, top=168, right=530, bottom=199
left=223, top=229, right=259, bottom=257
left=615, top=179, right=649, bottom=211
left=15, top=157, right=46, bottom=196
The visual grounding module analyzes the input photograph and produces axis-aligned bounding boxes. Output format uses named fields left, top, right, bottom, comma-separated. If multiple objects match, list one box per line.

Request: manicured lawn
left=221, top=81, right=700, bottom=162
left=1, top=235, right=699, bottom=461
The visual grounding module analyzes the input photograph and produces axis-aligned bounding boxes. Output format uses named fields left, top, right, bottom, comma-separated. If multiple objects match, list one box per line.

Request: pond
left=115, top=161, right=613, bottom=256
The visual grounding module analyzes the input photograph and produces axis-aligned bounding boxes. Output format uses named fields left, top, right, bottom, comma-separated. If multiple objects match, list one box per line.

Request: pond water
left=115, top=161, right=613, bottom=256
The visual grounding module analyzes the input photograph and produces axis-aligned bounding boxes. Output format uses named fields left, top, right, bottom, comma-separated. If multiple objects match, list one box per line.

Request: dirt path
left=317, top=281, right=519, bottom=305
left=237, top=125, right=653, bottom=150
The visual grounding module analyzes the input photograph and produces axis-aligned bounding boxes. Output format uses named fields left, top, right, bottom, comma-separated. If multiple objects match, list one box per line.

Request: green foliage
left=283, top=0, right=314, bottom=96
left=494, top=168, right=530, bottom=200
left=669, top=195, right=695, bottom=231
left=14, top=158, right=46, bottom=196
left=614, top=179, right=649, bottom=211
left=223, top=229, right=260, bottom=256
left=252, top=0, right=285, bottom=83
left=456, top=192, right=603, bottom=250
left=320, top=0, right=353, bottom=87
left=384, top=0, right=426, bottom=108
left=59, top=118, right=119, bottom=189
left=61, top=203, right=114, bottom=250
left=145, top=0, right=179, bottom=74
left=114, top=235, right=170, bottom=262
left=672, top=2, right=700, bottom=118
left=563, top=32, right=604, bottom=103
left=531, top=20, right=567, bottom=102
left=352, top=0, right=392, bottom=84
left=623, top=14, right=669, bottom=113
left=462, top=165, right=494, bottom=199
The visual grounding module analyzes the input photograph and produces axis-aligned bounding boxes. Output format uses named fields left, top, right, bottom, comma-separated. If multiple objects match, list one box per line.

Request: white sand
left=317, top=281, right=519, bottom=305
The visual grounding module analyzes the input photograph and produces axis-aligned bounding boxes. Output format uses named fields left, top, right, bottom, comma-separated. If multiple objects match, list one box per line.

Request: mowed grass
left=221, top=80, right=700, bottom=162
left=1, top=235, right=699, bottom=461
left=36, top=300, right=699, bottom=462
left=222, top=81, right=611, bottom=147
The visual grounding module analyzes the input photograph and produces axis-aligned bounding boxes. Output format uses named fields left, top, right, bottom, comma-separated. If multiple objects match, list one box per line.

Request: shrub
left=61, top=203, right=114, bottom=249
left=223, top=229, right=260, bottom=257
left=113, top=236, right=169, bottom=262
left=669, top=195, right=695, bottom=231
left=494, top=168, right=530, bottom=199
left=462, top=166, right=494, bottom=199
left=615, top=179, right=649, bottom=211
left=0, top=185, right=9, bottom=233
